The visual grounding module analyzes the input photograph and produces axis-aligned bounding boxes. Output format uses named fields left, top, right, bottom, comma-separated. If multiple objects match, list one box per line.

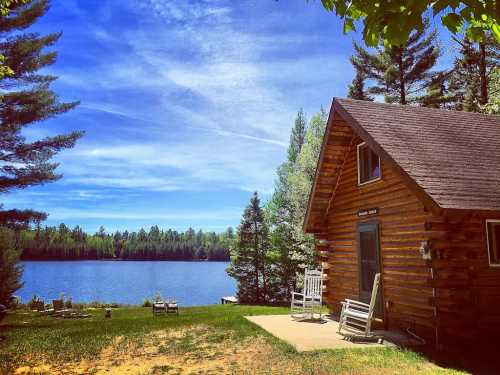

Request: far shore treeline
left=16, top=225, right=234, bottom=261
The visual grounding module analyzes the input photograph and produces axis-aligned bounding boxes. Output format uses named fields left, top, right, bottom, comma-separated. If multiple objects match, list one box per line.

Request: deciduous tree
left=315, top=0, right=499, bottom=47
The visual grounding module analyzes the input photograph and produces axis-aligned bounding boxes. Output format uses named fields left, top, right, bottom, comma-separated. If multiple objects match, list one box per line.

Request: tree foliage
left=0, top=0, right=81, bottom=312
left=351, top=23, right=442, bottom=105
left=227, top=192, right=272, bottom=303
left=482, top=66, right=500, bottom=113
left=18, top=225, right=233, bottom=261
left=0, top=0, right=82, bottom=228
left=255, top=109, right=327, bottom=304
left=0, top=227, right=21, bottom=307
left=316, top=0, right=499, bottom=47
left=347, top=68, right=373, bottom=101
left=449, top=34, right=499, bottom=111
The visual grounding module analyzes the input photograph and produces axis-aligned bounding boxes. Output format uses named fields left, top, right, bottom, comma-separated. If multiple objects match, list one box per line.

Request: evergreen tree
left=0, top=0, right=82, bottom=227
left=351, top=22, right=440, bottom=104
left=418, top=71, right=454, bottom=108
left=0, top=227, right=21, bottom=308
left=227, top=192, right=271, bottom=303
left=483, top=67, right=500, bottom=114
left=347, top=67, right=373, bottom=101
left=287, top=109, right=306, bottom=164
left=264, top=108, right=327, bottom=302
left=449, top=35, right=499, bottom=111
left=0, top=0, right=81, bottom=310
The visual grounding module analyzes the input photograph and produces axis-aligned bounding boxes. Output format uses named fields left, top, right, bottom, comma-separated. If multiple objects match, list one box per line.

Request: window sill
left=358, top=177, right=382, bottom=187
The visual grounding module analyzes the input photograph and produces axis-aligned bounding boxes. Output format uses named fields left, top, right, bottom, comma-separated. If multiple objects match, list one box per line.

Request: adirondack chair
left=338, top=273, right=381, bottom=337
left=290, top=269, right=323, bottom=319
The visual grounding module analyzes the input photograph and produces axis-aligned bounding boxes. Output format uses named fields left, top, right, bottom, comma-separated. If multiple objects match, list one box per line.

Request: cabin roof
left=304, top=98, right=500, bottom=233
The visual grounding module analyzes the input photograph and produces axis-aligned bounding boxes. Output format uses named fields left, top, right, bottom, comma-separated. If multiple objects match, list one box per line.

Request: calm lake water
left=18, top=261, right=236, bottom=306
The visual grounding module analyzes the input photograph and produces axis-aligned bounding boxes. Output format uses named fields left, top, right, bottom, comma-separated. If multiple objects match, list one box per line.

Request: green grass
left=0, top=305, right=467, bottom=375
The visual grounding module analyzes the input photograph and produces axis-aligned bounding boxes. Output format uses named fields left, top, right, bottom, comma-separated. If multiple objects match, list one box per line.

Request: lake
left=17, top=261, right=236, bottom=306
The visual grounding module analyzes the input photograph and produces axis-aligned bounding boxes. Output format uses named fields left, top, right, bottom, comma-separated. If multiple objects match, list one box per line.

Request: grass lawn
left=0, top=305, right=467, bottom=375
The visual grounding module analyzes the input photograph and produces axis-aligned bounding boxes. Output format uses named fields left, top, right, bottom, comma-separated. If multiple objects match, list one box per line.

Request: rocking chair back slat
left=291, top=268, right=324, bottom=320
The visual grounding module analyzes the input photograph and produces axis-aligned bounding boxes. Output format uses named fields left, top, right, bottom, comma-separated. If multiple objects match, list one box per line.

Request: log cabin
left=303, top=98, right=500, bottom=347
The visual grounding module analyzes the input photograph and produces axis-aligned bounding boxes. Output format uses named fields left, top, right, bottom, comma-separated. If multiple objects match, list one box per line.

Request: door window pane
left=487, top=221, right=500, bottom=265
left=359, top=230, right=377, bottom=295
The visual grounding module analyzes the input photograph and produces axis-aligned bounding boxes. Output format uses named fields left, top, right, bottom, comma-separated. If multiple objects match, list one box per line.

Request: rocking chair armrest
left=344, top=299, right=370, bottom=308
left=291, top=291, right=304, bottom=297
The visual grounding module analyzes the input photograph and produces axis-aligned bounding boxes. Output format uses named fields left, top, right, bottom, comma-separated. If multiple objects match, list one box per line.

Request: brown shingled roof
left=304, top=98, right=500, bottom=232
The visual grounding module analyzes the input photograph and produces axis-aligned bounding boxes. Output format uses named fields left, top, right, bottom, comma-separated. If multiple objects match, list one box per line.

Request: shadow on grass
left=413, top=344, right=499, bottom=375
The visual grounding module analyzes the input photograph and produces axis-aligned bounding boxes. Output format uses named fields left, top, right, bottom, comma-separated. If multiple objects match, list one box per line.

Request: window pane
left=359, top=144, right=380, bottom=184
left=370, top=149, right=380, bottom=179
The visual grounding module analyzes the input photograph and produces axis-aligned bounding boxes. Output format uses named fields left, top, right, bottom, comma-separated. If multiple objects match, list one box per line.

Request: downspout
left=430, top=266, right=440, bottom=348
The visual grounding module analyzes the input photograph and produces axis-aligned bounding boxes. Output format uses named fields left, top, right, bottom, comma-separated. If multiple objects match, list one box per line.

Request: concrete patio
left=246, top=314, right=393, bottom=352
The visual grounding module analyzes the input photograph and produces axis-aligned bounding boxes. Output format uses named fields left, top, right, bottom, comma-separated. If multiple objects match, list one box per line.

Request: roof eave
left=303, top=99, right=336, bottom=233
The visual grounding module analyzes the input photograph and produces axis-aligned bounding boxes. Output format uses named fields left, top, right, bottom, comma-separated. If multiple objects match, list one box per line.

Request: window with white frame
left=357, top=142, right=381, bottom=185
left=487, top=220, right=500, bottom=266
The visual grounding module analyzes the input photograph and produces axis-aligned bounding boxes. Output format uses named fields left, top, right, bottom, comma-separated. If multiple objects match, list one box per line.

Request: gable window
left=357, top=142, right=381, bottom=185
left=486, top=220, right=500, bottom=266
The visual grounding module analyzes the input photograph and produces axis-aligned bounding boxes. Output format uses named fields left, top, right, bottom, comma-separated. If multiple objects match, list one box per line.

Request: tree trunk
left=254, top=220, right=260, bottom=303
left=398, top=48, right=406, bottom=105
left=479, top=41, right=488, bottom=105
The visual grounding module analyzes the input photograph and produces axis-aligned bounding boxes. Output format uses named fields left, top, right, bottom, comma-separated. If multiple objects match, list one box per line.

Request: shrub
left=142, top=298, right=152, bottom=307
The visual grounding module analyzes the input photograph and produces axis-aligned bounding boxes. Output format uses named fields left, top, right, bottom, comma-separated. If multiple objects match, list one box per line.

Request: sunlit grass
left=0, top=305, right=466, bottom=374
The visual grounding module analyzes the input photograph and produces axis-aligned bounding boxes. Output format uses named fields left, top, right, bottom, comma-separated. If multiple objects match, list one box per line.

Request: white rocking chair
left=338, top=273, right=381, bottom=338
left=291, top=269, right=323, bottom=320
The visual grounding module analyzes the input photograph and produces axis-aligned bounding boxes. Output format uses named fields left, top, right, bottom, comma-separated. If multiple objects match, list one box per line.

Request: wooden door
left=357, top=222, right=383, bottom=318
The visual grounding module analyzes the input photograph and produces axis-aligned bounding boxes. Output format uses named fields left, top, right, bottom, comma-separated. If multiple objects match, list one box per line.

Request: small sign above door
left=357, top=207, right=379, bottom=217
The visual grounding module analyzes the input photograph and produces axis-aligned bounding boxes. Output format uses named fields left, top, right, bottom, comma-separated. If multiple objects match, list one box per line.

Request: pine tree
left=0, top=0, right=82, bottom=227
left=347, top=67, right=373, bottom=101
left=352, top=22, right=440, bottom=104
left=227, top=192, right=271, bottom=303
left=0, top=0, right=81, bottom=312
left=449, top=35, right=499, bottom=111
left=418, top=71, right=454, bottom=108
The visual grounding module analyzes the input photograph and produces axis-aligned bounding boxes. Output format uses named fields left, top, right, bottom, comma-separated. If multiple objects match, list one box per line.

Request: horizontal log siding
left=426, top=212, right=500, bottom=344
left=321, top=131, right=436, bottom=341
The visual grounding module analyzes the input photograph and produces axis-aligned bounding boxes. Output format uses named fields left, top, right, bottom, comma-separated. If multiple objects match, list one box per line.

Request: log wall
left=319, top=123, right=437, bottom=341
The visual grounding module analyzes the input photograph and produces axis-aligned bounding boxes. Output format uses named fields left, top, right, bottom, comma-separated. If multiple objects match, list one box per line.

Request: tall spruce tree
left=0, top=0, right=81, bottom=308
left=351, top=22, right=441, bottom=104
left=227, top=192, right=271, bottom=303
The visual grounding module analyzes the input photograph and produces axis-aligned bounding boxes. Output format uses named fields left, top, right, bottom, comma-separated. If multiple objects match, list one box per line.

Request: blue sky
left=5, top=0, right=457, bottom=233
